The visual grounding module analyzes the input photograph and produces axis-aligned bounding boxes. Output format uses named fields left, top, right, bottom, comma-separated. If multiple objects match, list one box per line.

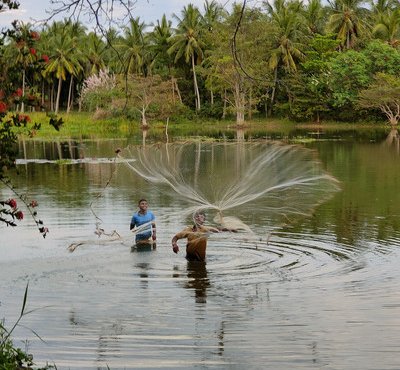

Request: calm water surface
left=1, top=128, right=400, bottom=369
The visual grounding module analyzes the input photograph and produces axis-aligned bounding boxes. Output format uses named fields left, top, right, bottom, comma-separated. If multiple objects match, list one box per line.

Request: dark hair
left=138, top=198, right=147, bottom=205
left=194, top=210, right=205, bottom=217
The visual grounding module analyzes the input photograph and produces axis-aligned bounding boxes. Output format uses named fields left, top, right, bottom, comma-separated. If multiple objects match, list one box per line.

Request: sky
left=0, top=0, right=237, bottom=28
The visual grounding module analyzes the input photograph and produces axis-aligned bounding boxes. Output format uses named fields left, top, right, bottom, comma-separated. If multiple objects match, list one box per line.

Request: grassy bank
left=26, top=111, right=140, bottom=139
left=22, top=111, right=302, bottom=139
left=21, top=111, right=389, bottom=142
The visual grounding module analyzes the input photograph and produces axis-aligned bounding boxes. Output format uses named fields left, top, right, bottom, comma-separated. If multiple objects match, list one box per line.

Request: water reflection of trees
left=384, top=128, right=399, bottom=153
left=306, top=138, right=400, bottom=246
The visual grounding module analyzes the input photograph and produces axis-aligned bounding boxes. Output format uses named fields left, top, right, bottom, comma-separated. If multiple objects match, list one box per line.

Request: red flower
left=15, top=211, right=24, bottom=220
left=7, top=198, right=17, bottom=209
left=30, top=31, right=40, bottom=40
left=15, top=88, right=23, bottom=97
left=30, top=48, right=36, bottom=55
left=0, top=101, right=7, bottom=113
left=41, top=54, right=49, bottom=63
left=17, top=114, right=31, bottom=123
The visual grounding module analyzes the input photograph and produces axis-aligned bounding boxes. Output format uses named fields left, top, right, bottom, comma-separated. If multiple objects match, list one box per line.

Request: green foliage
left=328, top=50, right=372, bottom=108
left=361, top=40, right=400, bottom=75
left=0, top=284, right=55, bottom=370
left=0, top=327, right=35, bottom=370
left=3, top=0, right=400, bottom=125
left=198, top=101, right=224, bottom=119
left=82, top=88, right=121, bottom=112
left=284, top=35, right=339, bottom=121
left=358, top=73, right=400, bottom=125
left=0, top=113, right=41, bottom=178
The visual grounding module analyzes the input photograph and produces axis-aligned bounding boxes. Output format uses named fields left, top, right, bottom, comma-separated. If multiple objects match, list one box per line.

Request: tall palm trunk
left=269, top=68, right=278, bottom=117
left=67, top=75, right=74, bottom=114
left=55, top=76, right=62, bottom=114
left=191, top=54, right=201, bottom=111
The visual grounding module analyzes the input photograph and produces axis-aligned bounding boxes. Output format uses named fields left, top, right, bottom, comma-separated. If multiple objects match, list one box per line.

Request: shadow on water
left=130, top=241, right=156, bottom=253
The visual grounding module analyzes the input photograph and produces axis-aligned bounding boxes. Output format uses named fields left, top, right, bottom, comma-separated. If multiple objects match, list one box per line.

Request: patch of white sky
left=0, top=0, right=247, bottom=30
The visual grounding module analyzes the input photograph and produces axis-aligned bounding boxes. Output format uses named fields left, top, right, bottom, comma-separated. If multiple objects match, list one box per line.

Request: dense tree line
left=1, top=0, right=400, bottom=127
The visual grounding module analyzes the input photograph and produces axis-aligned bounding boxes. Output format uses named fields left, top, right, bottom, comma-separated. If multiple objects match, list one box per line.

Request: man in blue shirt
left=130, top=199, right=156, bottom=244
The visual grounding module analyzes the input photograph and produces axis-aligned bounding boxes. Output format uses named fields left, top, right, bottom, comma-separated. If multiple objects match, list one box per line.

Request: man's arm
left=172, top=234, right=180, bottom=253
left=130, top=215, right=136, bottom=230
left=172, top=229, right=188, bottom=254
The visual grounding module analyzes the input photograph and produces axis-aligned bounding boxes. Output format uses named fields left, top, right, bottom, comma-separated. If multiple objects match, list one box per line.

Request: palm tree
left=369, top=0, right=398, bottom=15
left=102, top=28, right=122, bottom=73
left=264, top=0, right=306, bottom=113
left=201, top=0, right=225, bottom=31
left=149, top=14, right=173, bottom=75
left=326, top=0, right=370, bottom=50
left=372, top=8, right=400, bottom=46
left=302, top=0, right=328, bottom=35
left=117, top=17, right=148, bottom=75
left=168, top=4, right=205, bottom=111
left=200, top=0, right=226, bottom=106
left=43, top=30, right=81, bottom=113
left=64, top=21, right=86, bottom=113
left=85, top=32, right=107, bottom=75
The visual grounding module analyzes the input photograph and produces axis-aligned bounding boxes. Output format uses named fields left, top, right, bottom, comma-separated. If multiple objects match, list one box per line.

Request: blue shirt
left=130, top=211, right=155, bottom=241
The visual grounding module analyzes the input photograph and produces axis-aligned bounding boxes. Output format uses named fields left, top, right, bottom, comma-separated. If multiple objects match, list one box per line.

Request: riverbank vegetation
left=1, top=0, right=400, bottom=129
left=0, top=284, right=54, bottom=370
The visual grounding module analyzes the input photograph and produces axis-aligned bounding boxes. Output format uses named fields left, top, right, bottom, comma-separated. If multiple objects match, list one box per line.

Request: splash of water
left=121, top=141, right=340, bottom=234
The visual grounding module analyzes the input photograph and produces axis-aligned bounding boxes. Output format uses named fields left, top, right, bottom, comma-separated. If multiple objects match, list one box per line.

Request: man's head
left=138, top=199, right=148, bottom=212
left=194, top=211, right=206, bottom=225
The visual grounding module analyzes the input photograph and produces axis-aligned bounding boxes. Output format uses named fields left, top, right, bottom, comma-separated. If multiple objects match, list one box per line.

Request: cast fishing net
left=68, top=141, right=340, bottom=251
left=121, top=141, right=340, bottom=234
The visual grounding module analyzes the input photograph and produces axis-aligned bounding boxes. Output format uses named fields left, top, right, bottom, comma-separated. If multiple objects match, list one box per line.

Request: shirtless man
left=171, top=211, right=219, bottom=261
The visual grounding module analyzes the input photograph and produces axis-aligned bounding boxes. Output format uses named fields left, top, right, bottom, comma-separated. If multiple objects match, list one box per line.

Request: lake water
left=1, top=127, right=400, bottom=369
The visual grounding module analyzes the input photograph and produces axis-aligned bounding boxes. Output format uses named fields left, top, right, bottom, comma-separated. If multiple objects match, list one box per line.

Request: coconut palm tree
left=369, top=0, right=398, bottom=16
left=149, top=14, right=173, bottom=75
left=201, top=0, right=226, bottom=31
left=372, top=8, right=400, bottom=46
left=168, top=4, right=205, bottom=111
left=326, top=0, right=370, bottom=50
left=264, top=0, right=307, bottom=113
left=43, top=29, right=82, bottom=113
left=64, top=21, right=86, bottom=113
left=84, top=32, right=107, bottom=75
left=102, top=28, right=122, bottom=73
left=302, top=0, right=328, bottom=35
left=117, top=17, right=148, bottom=76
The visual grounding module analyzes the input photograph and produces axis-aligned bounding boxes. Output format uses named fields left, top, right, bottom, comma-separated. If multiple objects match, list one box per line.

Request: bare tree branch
left=44, top=0, right=144, bottom=30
